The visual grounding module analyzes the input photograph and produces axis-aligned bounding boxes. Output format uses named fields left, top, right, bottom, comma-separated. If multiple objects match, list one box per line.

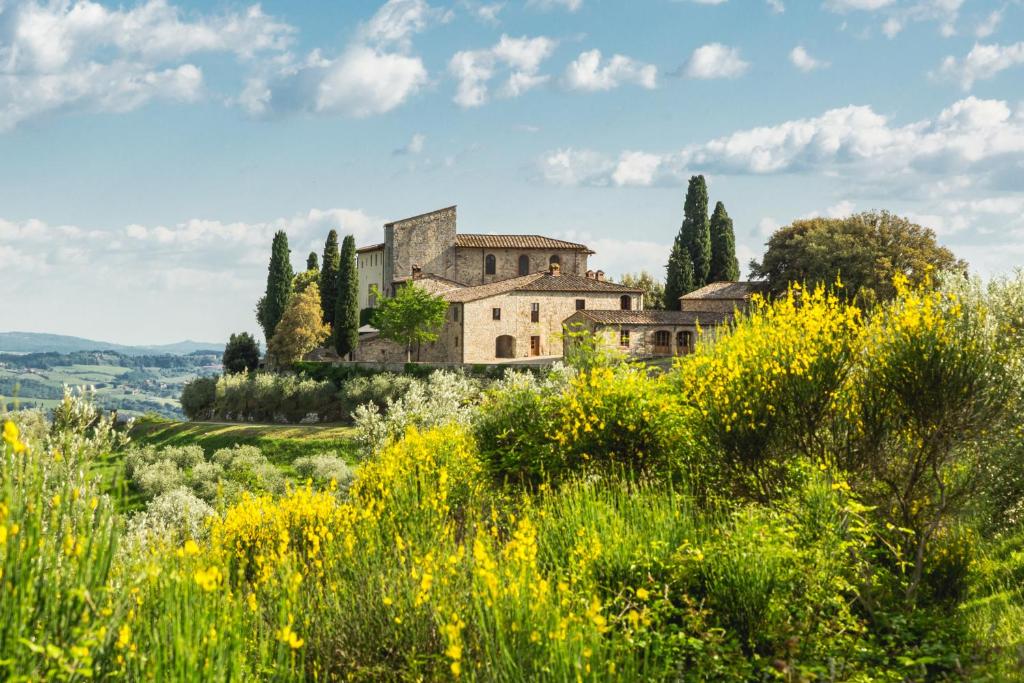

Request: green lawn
left=129, top=419, right=361, bottom=466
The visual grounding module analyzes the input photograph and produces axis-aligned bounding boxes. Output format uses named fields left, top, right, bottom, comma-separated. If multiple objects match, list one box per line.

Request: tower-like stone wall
left=384, top=206, right=457, bottom=289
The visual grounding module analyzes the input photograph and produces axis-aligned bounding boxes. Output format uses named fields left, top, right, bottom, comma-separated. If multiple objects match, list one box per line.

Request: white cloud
left=975, top=9, right=1002, bottom=38
left=527, top=0, right=583, bottom=11
left=537, top=96, right=1024, bottom=186
left=359, top=0, right=451, bottom=50
left=449, top=34, right=556, bottom=107
left=0, top=0, right=294, bottom=131
left=684, top=43, right=749, bottom=79
left=239, top=0, right=445, bottom=118
left=564, top=49, right=657, bottom=91
left=789, top=46, right=829, bottom=72
left=766, top=0, right=785, bottom=12
left=394, top=132, right=426, bottom=155
left=466, top=2, right=504, bottom=24
left=824, top=0, right=896, bottom=11
left=935, top=42, right=1024, bottom=90
left=315, top=46, right=427, bottom=117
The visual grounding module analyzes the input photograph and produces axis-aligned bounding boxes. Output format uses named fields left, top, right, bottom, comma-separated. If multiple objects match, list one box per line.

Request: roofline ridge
left=385, top=205, right=457, bottom=227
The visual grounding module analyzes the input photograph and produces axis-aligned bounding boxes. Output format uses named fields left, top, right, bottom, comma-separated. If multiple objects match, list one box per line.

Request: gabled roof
left=443, top=272, right=640, bottom=303
left=567, top=310, right=732, bottom=326
left=681, top=281, right=766, bottom=300
left=395, top=274, right=466, bottom=295
left=356, top=243, right=384, bottom=254
left=455, top=234, right=594, bottom=253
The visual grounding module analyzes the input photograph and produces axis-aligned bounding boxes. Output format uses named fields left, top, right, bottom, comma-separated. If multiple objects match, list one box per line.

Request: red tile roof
left=443, top=272, right=640, bottom=303
left=455, top=234, right=594, bottom=253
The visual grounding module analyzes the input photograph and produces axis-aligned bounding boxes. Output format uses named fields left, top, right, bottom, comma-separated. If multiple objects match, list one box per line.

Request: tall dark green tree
left=222, top=332, right=261, bottom=374
left=663, top=241, right=694, bottom=310
left=256, top=231, right=294, bottom=343
left=708, top=201, right=740, bottom=283
left=319, top=230, right=340, bottom=327
left=334, top=234, right=360, bottom=358
left=680, top=175, right=711, bottom=289
left=306, top=251, right=320, bottom=272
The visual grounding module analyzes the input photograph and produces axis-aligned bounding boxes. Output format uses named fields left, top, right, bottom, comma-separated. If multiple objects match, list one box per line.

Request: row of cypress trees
left=663, top=175, right=740, bottom=309
left=257, top=229, right=360, bottom=361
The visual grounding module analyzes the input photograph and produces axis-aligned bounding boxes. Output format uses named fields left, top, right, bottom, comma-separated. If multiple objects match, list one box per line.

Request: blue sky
left=2, top=0, right=1023, bottom=344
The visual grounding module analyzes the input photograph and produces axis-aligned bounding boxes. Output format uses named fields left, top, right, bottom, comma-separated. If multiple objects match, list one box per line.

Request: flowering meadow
left=4, top=274, right=1024, bottom=680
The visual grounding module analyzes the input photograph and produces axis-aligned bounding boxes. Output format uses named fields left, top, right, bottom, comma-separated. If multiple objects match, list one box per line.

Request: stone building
left=349, top=204, right=758, bottom=365
left=563, top=281, right=766, bottom=359
left=355, top=206, right=593, bottom=310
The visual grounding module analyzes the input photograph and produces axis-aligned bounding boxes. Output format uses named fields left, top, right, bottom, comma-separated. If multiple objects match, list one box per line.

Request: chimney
left=586, top=269, right=595, bottom=279
left=411, top=264, right=422, bottom=280
left=595, top=270, right=605, bottom=282
left=549, top=262, right=561, bottom=276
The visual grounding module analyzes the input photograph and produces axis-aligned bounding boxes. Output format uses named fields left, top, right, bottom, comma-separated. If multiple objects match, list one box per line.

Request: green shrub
left=180, top=375, right=217, bottom=420
left=292, top=454, right=354, bottom=490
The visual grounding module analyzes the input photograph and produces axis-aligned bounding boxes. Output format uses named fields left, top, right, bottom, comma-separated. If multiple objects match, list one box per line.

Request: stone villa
left=351, top=206, right=760, bottom=364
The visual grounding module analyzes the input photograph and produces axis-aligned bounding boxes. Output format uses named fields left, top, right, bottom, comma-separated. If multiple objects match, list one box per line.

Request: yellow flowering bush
left=676, top=282, right=862, bottom=500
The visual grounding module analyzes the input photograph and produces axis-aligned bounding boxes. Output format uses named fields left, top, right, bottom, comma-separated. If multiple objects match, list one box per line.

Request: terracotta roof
left=393, top=274, right=465, bottom=295
left=567, top=309, right=733, bottom=326
left=681, top=281, right=766, bottom=300
left=443, top=272, right=640, bottom=303
left=356, top=243, right=384, bottom=253
left=455, top=234, right=594, bottom=253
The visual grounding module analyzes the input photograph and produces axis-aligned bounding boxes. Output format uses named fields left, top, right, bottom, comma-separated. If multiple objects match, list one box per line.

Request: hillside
left=0, top=331, right=222, bottom=355
left=0, top=349, right=221, bottom=418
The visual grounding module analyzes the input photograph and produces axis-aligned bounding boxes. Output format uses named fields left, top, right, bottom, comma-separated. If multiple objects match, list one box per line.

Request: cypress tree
left=709, top=201, right=740, bottom=282
left=306, top=251, right=319, bottom=272
left=334, top=234, right=359, bottom=358
left=319, top=230, right=340, bottom=327
left=258, top=231, right=294, bottom=343
left=680, top=175, right=711, bottom=289
left=663, top=240, right=694, bottom=310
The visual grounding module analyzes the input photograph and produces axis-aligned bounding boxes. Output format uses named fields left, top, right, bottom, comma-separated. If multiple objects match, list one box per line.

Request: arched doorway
left=496, top=335, right=516, bottom=358
left=676, top=330, right=693, bottom=355
left=653, top=330, right=671, bottom=355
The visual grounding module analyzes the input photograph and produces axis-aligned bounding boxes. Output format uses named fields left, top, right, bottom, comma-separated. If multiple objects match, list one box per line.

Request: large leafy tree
left=306, top=251, right=320, bottom=272
left=319, top=230, right=341, bottom=327
left=256, top=231, right=294, bottom=343
left=334, top=235, right=360, bottom=358
left=619, top=271, right=666, bottom=310
left=371, top=283, right=449, bottom=362
left=663, top=241, right=694, bottom=310
left=680, top=175, right=711, bottom=289
left=749, top=211, right=965, bottom=303
left=267, top=285, right=331, bottom=367
left=222, top=332, right=260, bottom=374
left=708, top=201, right=740, bottom=283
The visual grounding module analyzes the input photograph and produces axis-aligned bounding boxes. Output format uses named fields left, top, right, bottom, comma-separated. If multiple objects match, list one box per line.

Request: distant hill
left=0, top=332, right=222, bottom=356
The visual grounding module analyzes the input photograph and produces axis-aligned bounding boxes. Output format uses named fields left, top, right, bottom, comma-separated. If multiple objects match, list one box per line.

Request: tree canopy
left=619, top=271, right=666, bottom=311
left=257, top=231, right=294, bottom=343
left=370, top=283, right=449, bottom=362
left=222, top=332, right=260, bottom=374
left=749, top=211, right=965, bottom=303
left=319, top=230, right=340, bottom=327
left=708, top=201, right=740, bottom=283
left=680, top=175, right=711, bottom=289
left=267, top=285, right=331, bottom=367
left=306, top=252, right=319, bottom=272
left=334, top=235, right=360, bottom=358
left=663, top=241, right=693, bottom=310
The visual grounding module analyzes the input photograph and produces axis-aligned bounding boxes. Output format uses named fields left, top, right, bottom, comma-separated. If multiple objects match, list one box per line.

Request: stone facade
left=564, top=310, right=732, bottom=359
left=383, top=206, right=457, bottom=288
left=453, top=247, right=588, bottom=285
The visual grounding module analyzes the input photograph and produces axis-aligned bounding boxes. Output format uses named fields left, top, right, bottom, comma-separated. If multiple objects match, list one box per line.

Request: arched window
left=549, top=254, right=561, bottom=266
left=676, top=330, right=693, bottom=353
left=620, top=295, right=632, bottom=310
left=654, top=330, right=670, bottom=348
left=485, top=254, right=496, bottom=275
left=496, top=335, right=516, bottom=358
left=518, top=254, right=530, bottom=276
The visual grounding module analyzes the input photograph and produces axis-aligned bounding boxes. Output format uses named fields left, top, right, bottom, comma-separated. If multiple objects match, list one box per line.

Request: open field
left=129, top=418, right=360, bottom=466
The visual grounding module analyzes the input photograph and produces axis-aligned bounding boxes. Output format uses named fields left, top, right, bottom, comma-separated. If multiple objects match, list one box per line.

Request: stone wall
left=679, top=298, right=745, bottom=314
left=351, top=332, right=454, bottom=364
left=567, top=318, right=701, bottom=359
left=453, top=248, right=588, bottom=285
left=460, top=290, right=625, bottom=363
left=384, top=206, right=457, bottom=288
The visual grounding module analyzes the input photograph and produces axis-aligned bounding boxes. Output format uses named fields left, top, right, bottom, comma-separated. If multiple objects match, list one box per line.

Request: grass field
left=129, top=419, right=361, bottom=467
